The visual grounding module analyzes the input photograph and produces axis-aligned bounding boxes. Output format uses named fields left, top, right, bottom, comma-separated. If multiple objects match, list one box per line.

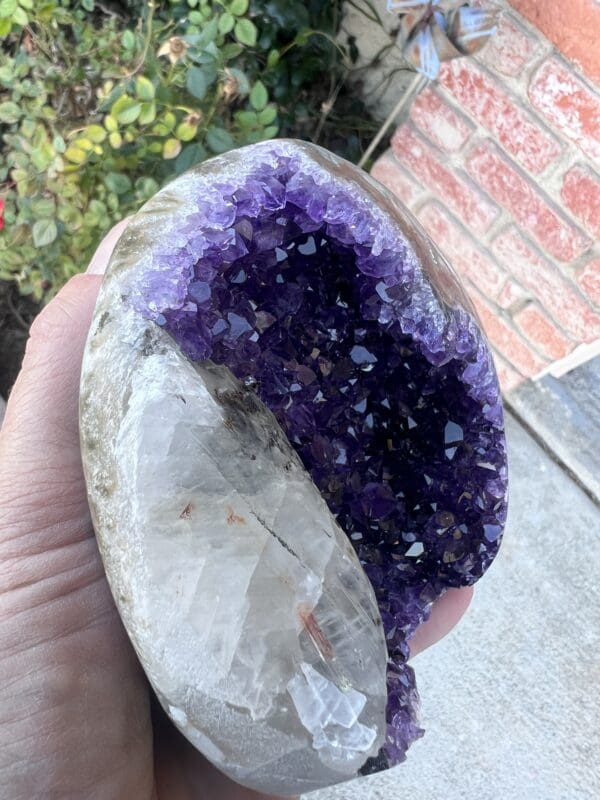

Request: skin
left=0, top=221, right=473, bottom=799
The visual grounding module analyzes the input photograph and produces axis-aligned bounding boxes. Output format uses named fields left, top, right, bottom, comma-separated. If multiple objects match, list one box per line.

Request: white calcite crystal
left=80, top=268, right=388, bottom=795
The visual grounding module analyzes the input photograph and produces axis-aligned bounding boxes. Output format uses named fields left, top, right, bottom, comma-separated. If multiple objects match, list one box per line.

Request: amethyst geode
left=81, top=140, right=507, bottom=792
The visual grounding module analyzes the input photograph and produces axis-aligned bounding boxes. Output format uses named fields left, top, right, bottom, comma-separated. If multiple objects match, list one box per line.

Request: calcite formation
left=80, top=140, right=507, bottom=795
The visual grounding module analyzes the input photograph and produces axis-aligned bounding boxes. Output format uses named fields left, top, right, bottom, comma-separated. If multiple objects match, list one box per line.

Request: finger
left=409, top=586, right=474, bottom=657
left=0, top=219, right=152, bottom=800
left=0, top=221, right=128, bottom=552
left=0, top=275, right=102, bottom=553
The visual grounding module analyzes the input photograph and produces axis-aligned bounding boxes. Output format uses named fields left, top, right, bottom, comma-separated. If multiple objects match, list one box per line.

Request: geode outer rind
left=80, top=140, right=507, bottom=794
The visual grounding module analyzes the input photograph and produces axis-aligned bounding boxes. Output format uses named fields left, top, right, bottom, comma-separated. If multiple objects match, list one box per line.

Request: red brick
left=370, top=153, right=422, bottom=207
left=471, top=292, right=547, bottom=377
left=467, top=141, right=591, bottom=262
left=510, top=0, right=600, bottom=84
left=440, top=60, right=562, bottom=174
left=577, top=258, right=600, bottom=307
left=493, top=227, right=600, bottom=342
left=497, top=279, right=528, bottom=311
left=513, top=303, right=575, bottom=361
left=529, top=58, right=600, bottom=162
left=561, top=165, right=600, bottom=239
left=392, top=124, right=499, bottom=235
left=417, top=202, right=505, bottom=297
left=477, top=7, right=541, bottom=77
left=410, top=87, right=473, bottom=153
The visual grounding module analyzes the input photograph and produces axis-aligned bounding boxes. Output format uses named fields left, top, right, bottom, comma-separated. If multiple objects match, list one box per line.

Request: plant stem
left=125, top=1, right=156, bottom=79
left=358, top=72, right=427, bottom=169
left=346, top=0, right=383, bottom=26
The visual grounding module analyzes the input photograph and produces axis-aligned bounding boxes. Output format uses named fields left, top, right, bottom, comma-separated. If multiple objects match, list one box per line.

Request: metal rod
left=358, top=72, right=428, bottom=169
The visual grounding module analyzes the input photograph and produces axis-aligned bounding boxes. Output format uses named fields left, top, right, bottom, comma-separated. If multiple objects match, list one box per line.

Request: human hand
left=0, top=221, right=472, bottom=799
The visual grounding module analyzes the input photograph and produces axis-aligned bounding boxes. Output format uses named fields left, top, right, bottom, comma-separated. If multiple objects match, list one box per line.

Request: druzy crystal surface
left=80, top=140, right=507, bottom=795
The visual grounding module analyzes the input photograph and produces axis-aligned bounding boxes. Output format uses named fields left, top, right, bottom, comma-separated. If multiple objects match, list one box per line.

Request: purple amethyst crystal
left=130, top=140, right=508, bottom=770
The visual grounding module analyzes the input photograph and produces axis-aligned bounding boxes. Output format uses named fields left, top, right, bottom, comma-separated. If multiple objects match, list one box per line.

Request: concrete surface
left=509, top=355, right=600, bottom=502
left=310, top=412, right=600, bottom=800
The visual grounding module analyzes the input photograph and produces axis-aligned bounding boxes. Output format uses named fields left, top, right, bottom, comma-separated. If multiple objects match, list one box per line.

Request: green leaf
left=11, top=5, right=27, bottom=24
left=104, top=172, right=132, bottom=194
left=134, top=176, right=159, bottom=198
left=176, top=120, right=198, bottom=142
left=229, top=0, right=248, bottom=15
left=135, top=76, right=155, bottom=101
left=266, top=49, right=280, bottom=69
left=81, top=0, right=94, bottom=10
left=175, top=142, right=207, bottom=175
left=139, top=101, right=156, bottom=125
left=30, top=146, right=52, bottom=171
left=220, top=42, right=244, bottom=60
left=106, top=193, right=120, bottom=212
left=111, top=95, right=141, bottom=125
left=76, top=138, right=94, bottom=152
left=250, top=80, right=268, bottom=111
left=57, top=205, right=83, bottom=230
left=0, top=18, right=10, bottom=36
left=186, top=66, right=209, bottom=100
left=122, top=29, right=135, bottom=50
left=89, top=199, right=107, bottom=216
left=234, top=18, right=257, bottom=47
left=0, top=0, right=17, bottom=19
left=198, top=16, right=219, bottom=45
left=258, top=104, right=277, bottom=125
left=86, top=124, right=106, bottom=143
left=32, top=218, right=58, bottom=248
left=18, top=0, right=34, bottom=8
left=64, top=145, right=87, bottom=164
left=163, top=138, right=182, bottom=159
left=218, top=12, right=234, bottom=34
left=235, top=110, right=258, bottom=129
left=152, top=110, right=176, bottom=136
left=262, top=124, right=279, bottom=139
left=104, top=115, right=118, bottom=132
left=206, top=126, right=235, bottom=154
left=31, top=198, right=55, bottom=218
left=0, top=100, right=20, bottom=123
left=108, top=131, right=122, bottom=148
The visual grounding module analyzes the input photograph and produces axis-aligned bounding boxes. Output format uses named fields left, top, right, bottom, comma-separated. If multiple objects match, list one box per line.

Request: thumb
left=0, top=220, right=128, bottom=546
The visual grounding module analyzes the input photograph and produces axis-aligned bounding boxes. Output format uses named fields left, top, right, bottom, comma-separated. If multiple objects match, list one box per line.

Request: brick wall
left=371, top=0, right=600, bottom=391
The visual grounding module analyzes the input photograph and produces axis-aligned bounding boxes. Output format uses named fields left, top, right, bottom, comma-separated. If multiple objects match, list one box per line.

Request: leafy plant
left=0, top=0, right=376, bottom=299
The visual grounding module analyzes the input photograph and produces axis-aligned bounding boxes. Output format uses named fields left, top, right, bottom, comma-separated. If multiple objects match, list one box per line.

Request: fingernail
left=86, top=217, right=131, bottom=275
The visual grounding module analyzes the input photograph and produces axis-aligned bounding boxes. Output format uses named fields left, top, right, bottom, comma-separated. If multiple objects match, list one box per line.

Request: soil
left=0, top=281, right=41, bottom=400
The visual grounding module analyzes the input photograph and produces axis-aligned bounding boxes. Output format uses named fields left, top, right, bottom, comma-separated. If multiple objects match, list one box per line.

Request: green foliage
left=0, top=0, right=374, bottom=299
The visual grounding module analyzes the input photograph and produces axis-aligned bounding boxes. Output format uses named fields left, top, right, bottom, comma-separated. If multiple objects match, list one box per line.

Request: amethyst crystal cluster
left=130, top=140, right=508, bottom=770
